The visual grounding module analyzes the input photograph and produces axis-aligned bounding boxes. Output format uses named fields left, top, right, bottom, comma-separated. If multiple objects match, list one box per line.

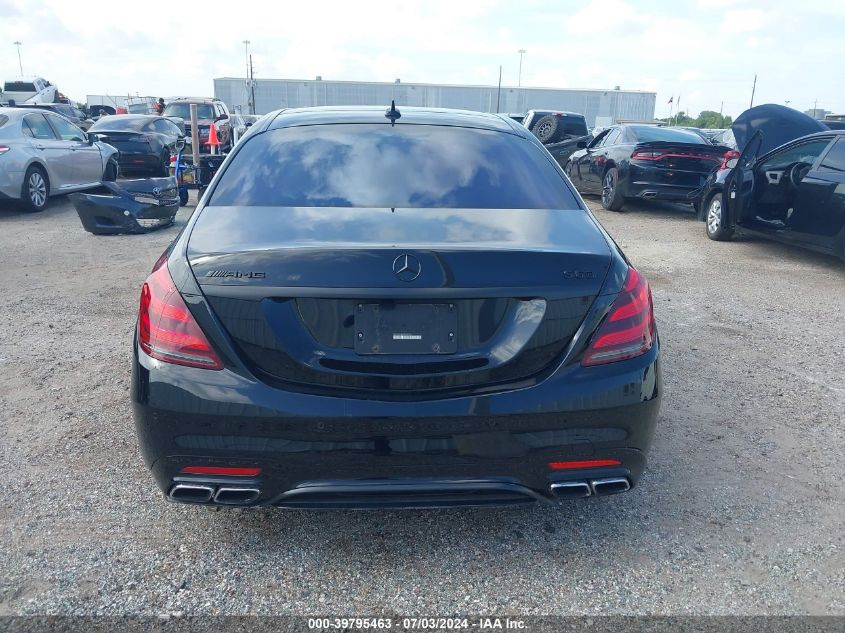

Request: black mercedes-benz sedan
left=566, top=124, right=729, bottom=211
left=131, top=106, right=661, bottom=509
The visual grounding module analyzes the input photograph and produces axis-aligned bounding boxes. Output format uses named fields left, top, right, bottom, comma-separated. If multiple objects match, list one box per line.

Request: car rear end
left=627, top=142, right=729, bottom=201
left=97, top=131, right=161, bottom=173
left=131, top=109, right=661, bottom=509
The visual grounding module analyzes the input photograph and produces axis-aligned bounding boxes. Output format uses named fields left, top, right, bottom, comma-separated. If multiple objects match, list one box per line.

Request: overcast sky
left=2, top=0, right=843, bottom=118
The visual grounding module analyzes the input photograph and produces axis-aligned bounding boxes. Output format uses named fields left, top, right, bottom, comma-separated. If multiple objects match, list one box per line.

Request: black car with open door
left=711, top=130, right=845, bottom=260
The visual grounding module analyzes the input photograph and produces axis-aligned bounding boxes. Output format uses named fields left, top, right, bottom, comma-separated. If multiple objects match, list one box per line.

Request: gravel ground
left=0, top=192, right=843, bottom=616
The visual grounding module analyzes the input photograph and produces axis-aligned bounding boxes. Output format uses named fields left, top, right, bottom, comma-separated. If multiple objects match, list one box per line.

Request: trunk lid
left=632, top=141, right=727, bottom=174
left=188, top=206, right=611, bottom=396
left=731, top=103, right=827, bottom=156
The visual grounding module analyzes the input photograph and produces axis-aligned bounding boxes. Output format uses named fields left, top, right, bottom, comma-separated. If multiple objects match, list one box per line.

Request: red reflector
left=582, top=266, right=655, bottom=366
left=180, top=466, right=261, bottom=476
left=138, top=262, right=223, bottom=369
left=548, top=459, right=622, bottom=470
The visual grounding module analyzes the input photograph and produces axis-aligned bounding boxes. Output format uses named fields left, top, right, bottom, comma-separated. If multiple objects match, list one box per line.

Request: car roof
left=167, top=97, right=219, bottom=103
left=263, top=106, right=526, bottom=135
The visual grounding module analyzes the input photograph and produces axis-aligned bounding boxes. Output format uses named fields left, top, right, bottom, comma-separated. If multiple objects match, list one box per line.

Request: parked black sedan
left=87, top=115, right=184, bottom=176
left=131, top=106, right=661, bottom=509
left=565, top=124, right=728, bottom=211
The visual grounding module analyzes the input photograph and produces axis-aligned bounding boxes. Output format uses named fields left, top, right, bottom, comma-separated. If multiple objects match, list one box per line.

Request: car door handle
left=35, top=144, right=46, bottom=150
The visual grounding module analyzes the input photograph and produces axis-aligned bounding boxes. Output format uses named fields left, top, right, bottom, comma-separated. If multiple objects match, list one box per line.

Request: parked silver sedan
left=0, top=107, right=119, bottom=212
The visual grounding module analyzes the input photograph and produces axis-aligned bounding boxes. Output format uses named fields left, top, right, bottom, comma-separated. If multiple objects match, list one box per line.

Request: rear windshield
left=210, top=124, right=579, bottom=209
left=628, top=126, right=706, bottom=144
left=163, top=103, right=215, bottom=120
left=89, top=117, right=148, bottom=131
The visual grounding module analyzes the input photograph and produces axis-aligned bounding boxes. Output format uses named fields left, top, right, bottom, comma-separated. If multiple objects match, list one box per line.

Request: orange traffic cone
left=207, top=121, right=220, bottom=154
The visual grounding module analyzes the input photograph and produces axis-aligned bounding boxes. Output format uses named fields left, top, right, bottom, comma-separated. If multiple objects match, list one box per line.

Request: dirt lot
left=0, top=192, right=843, bottom=616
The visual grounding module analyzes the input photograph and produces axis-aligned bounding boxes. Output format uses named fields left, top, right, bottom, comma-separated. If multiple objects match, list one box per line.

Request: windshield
left=210, top=124, right=579, bottom=209
left=628, top=126, right=707, bottom=144
left=163, top=103, right=215, bottom=120
left=89, top=117, right=149, bottom=131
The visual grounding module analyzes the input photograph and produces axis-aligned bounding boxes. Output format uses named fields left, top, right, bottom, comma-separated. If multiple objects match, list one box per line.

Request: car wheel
left=532, top=115, right=560, bottom=144
left=601, top=167, right=625, bottom=211
left=704, top=193, right=733, bottom=241
left=20, top=166, right=49, bottom=213
left=103, top=159, right=118, bottom=182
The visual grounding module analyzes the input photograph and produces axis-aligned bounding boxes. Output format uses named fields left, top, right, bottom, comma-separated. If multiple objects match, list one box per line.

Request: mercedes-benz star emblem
left=392, top=254, right=421, bottom=282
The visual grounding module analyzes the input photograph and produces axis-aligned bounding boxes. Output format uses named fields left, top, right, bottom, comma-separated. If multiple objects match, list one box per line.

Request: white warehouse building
left=213, top=77, right=656, bottom=128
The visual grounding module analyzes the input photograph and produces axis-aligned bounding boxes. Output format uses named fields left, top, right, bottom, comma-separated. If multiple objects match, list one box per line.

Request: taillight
left=0, top=144, right=10, bottom=154
left=548, top=459, right=621, bottom=470
left=719, top=149, right=741, bottom=171
left=631, top=149, right=665, bottom=160
left=582, top=266, right=655, bottom=366
left=138, top=262, right=223, bottom=370
left=180, top=466, right=261, bottom=476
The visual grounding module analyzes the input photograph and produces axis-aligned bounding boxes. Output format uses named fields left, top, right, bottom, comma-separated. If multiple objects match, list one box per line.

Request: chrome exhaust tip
left=550, top=481, right=591, bottom=499
left=640, top=191, right=658, bottom=199
left=213, top=487, right=260, bottom=505
left=590, top=477, right=631, bottom=496
left=168, top=483, right=214, bottom=503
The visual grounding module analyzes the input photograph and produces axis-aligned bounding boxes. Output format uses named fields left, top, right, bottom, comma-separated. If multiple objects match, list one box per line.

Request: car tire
left=601, top=167, right=625, bottom=211
left=20, top=165, right=49, bottom=213
left=531, top=115, right=560, bottom=144
left=704, top=193, right=733, bottom=241
left=103, top=159, right=118, bottom=182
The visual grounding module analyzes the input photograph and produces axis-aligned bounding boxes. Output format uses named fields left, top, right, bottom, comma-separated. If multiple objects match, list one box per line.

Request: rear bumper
left=625, top=163, right=710, bottom=201
left=0, top=168, right=23, bottom=200
left=131, top=338, right=662, bottom=509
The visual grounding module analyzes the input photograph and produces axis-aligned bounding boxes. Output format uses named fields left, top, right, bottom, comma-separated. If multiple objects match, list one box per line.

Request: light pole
left=517, top=49, right=526, bottom=114
left=13, top=41, right=23, bottom=75
left=242, top=40, right=251, bottom=112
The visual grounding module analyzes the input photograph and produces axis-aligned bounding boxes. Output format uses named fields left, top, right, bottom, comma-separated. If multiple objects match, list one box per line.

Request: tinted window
left=153, top=119, right=176, bottom=134
left=603, top=128, right=622, bottom=146
left=23, top=113, right=57, bottom=140
left=163, top=103, right=215, bottom=120
left=89, top=117, right=148, bottom=131
left=556, top=114, right=588, bottom=138
left=4, top=81, right=36, bottom=92
left=627, top=126, right=707, bottom=144
left=819, top=139, right=845, bottom=173
left=211, top=124, right=579, bottom=209
left=759, top=140, right=830, bottom=170
left=47, top=115, right=85, bottom=141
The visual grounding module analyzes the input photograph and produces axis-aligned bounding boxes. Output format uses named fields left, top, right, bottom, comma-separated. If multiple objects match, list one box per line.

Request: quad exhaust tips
left=549, top=477, right=631, bottom=500
left=169, top=484, right=215, bottom=503
left=590, top=477, right=631, bottom=496
left=168, top=483, right=260, bottom=505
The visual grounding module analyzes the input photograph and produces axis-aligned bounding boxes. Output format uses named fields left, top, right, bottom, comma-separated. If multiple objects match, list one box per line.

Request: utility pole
left=495, top=65, right=502, bottom=113
left=517, top=49, right=526, bottom=115
left=720, top=100, right=724, bottom=127
left=243, top=40, right=251, bottom=114
left=13, top=41, right=23, bottom=75
left=749, top=74, right=757, bottom=109
left=813, top=98, right=818, bottom=118
left=249, top=54, right=256, bottom=115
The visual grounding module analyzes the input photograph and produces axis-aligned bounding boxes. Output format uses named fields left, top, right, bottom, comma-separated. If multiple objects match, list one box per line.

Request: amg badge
left=205, top=270, right=266, bottom=279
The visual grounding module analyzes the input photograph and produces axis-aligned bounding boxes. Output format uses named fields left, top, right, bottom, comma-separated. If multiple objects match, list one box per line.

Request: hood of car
left=731, top=104, right=827, bottom=156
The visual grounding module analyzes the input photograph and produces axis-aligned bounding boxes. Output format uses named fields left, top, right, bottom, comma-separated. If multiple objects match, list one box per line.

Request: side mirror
left=216, top=113, right=228, bottom=121
left=175, top=138, right=187, bottom=151
left=577, top=140, right=587, bottom=148
left=86, top=133, right=95, bottom=145
left=245, top=121, right=253, bottom=128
